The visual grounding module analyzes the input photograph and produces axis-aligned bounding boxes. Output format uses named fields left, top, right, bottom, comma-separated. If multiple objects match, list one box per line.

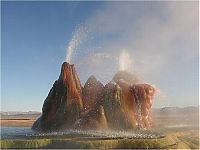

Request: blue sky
left=1, top=1, right=198, bottom=111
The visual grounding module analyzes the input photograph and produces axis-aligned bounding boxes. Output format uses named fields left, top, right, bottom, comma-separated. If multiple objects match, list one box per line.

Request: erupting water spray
left=93, top=53, right=118, bottom=61
left=119, top=50, right=132, bottom=71
left=65, top=26, right=88, bottom=63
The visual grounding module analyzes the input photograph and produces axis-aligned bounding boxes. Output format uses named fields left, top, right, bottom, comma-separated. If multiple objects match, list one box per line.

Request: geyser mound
left=32, top=62, right=155, bottom=132
left=113, top=70, right=141, bottom=85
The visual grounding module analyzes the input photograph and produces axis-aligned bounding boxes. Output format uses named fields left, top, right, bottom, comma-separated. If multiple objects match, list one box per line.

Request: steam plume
left=119, top=50, right=132, bottom=71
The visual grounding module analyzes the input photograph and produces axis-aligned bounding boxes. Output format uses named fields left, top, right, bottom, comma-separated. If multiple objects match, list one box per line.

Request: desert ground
left=0, top=112, right=40, bottom=127
left=0, top=119, right=35, bottom=127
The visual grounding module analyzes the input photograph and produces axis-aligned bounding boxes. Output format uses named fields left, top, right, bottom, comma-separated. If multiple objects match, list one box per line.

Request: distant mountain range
left=1, top=106, right=198, bottom=119
left=0, top=111, right=41, bottom=115
left=151, top=106, right=199, bottom=116
left=0, top=111, right=41, bottom=119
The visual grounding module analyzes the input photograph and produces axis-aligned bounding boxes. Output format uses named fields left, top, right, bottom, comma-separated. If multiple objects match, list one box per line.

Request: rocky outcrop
left=74, top=105, right=108, bottom=130
left=102, top=81, right=131, bottom=129
left=32, top=62, right=156, bottom=132
left=82, top=76, right=104, bottom=111
left=117, top=79, right=155, bottom=129
left=131, top=84, right=155, bottom=128
left=32, top=62, right=83, bottom=131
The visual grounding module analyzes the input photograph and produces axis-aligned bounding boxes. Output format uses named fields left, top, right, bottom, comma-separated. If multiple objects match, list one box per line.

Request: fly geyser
left=32, top=62, right=155, bottom=132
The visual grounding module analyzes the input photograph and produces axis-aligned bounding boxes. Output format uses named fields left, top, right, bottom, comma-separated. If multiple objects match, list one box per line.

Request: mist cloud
left=69, top=2, right=198, bottom=107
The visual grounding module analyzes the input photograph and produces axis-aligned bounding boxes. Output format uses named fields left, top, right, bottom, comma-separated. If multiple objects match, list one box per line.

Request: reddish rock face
left=32, top=62, right=83, bottom=131
left=131, top=84, right=155, bottom=128
left=82, top=76, right=104, bottom=112
left=59, top=62, right=83, bottom=109
left=117, top=79, right=155, bottom=129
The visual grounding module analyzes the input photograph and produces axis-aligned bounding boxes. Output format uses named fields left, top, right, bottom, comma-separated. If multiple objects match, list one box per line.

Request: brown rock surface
left=102, top=81, right=132, bottom=129
left=117, top=79, right=155, bottom=129
left=82, top=75, right=104, bottom=111
left=74, top=105, right=108, bottom=130
left=32, top=62, right=83, bottom=131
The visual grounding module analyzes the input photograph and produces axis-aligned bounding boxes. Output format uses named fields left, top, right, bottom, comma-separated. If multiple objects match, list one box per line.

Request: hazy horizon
left=1, top=105, right=199, bottom=113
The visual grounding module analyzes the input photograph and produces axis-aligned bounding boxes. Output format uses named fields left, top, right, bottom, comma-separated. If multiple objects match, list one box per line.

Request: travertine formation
left=82, top=75, right=104, bottom=111
left=32, top=62, right=155, bottom=131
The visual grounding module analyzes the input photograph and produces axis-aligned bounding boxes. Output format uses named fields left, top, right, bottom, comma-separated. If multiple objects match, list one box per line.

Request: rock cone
left=82, top=75, right=104, bottom=112
left=32, top=62, right=83, bottom=131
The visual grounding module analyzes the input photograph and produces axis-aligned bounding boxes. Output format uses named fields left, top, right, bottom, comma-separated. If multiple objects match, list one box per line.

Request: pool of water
left=1, top=127, right=32, bottom=139
left=0, top=127, right=164, bottom=140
